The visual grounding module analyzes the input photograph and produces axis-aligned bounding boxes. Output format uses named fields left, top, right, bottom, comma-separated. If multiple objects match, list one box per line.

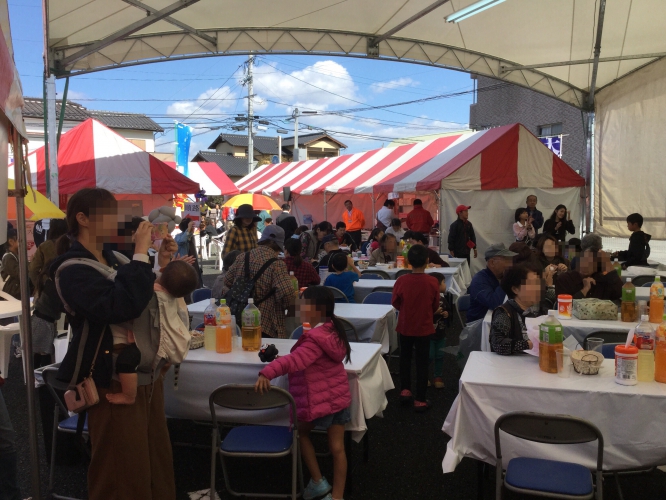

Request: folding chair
left=192, top=288, right=212, bottom=303
left=456, top=294, right=471, bottom=328
left=371, top=286, right=394, bottom=293
left=209, top=384, right=303, bottom=499
left=495, top=411, right=604, bottom=500
left=394, top=269, right=412, bottom=279
left=583, top=331, right=630, bottom=350
left=290, top=325, right=303, bottom=339
left=362, top=292, right=392, bottom=305
left=42, top=365, right=89, bottom=500
left=325, top=286, right=349, bottom=303
left=631, top=275, right=657, bottom=287
left=360, top=273, right=386, bottom=280
left=361, top=270, right=390, bottom=279
left=338, top=317, right=360, bottom=341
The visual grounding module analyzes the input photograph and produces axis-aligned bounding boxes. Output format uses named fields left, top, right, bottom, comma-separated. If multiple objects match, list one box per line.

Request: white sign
left=183, top=202, right=201, bottom=228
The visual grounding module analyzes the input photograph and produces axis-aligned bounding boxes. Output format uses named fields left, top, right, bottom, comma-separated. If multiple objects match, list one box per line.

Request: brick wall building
left=469, top=75, right=588, bottom=175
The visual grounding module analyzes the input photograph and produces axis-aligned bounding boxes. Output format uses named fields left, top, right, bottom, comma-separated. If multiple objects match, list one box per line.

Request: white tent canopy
left=47, top=0, right=666, bottom=109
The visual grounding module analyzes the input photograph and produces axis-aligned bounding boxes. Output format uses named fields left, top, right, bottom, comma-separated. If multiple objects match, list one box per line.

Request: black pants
left=348, top=230, right=362, bottom=249
left=399, top=334, right=431, bottom=402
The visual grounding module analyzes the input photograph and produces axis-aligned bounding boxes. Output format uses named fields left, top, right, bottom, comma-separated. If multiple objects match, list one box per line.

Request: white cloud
left=252, top=60, right=359, bottom=112
left=370, top=77, right=417, bottom=93
left=166, top=86, right=241, bottom=117
left=64, top=90, right=87, bottom=100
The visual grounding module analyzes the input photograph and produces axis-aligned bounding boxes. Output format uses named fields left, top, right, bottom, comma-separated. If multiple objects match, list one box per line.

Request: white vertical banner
left=46, top=75, right=58, bottom=202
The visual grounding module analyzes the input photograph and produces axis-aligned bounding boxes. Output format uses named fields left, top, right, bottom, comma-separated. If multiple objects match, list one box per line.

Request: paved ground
left=4, top=258, right=666, bottom=499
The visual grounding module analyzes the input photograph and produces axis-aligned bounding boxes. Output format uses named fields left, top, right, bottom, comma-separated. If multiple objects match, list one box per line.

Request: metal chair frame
left=456, top=294, right=471, bottom=328
left=394, top=269, right=412, bottom=279
left=325, top=286, right=350, bottom=303
left=361, top=269, right=390, bottom=279
left=630, top=275, right=657, bottom=287
left=209, top=384, right=303, bottom=499
left=42, top=364, right=88, bottom=500
left=583, top=331, right=631, bottom=351
left=494, top=411, right=604, bottom=500
left=371, top=286, right=394, bottom=293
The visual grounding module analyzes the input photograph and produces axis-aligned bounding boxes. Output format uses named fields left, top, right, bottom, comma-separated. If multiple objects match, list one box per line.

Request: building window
left=538, top=123, right=562, bottom=137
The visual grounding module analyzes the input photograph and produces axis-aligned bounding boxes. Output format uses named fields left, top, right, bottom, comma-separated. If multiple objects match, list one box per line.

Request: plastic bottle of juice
left=612, top=258, right=622, bottom=277
left=203, top=298, right=217, bottom=351
left=636, top=315, right=655, bottom=382
left=539, top=310, right=563, bottom=373
left=289, top=271, right=299, bottom=293
left=215, top=299, right=232, bottom=353
left=402, top=243, right=411, bottom=269
left=649, top=276, right=665, bottom=323
left=655, top=314, right=666, bottom=383
left=241, top=298, right=262, bottom=351
left=621, top=278, right=637, bottom=322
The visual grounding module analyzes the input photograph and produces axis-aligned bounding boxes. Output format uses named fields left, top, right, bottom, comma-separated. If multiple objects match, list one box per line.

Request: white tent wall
left=441, top=187, right=583, bottom=274
left=594, top=56, right=666, bottom=240
left=0, top=114, right=7, bottom=243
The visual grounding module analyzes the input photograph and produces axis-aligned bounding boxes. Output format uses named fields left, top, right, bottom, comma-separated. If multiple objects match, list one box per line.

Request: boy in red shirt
left=391, top=245, right=440, bottom=412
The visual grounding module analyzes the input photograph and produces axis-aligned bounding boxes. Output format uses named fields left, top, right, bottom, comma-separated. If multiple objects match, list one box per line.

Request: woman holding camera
left=54, top=188, right=177, bottom=499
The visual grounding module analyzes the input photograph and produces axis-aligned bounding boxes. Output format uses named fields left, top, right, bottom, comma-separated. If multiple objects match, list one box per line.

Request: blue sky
left=9, top=0, right=474, bottom=156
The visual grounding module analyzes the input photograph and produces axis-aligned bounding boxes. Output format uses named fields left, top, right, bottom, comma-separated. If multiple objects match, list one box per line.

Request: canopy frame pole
left=369, top=0, right=451, bottom=48
left=323, top=191, right=327, bottom=222
left=56, top=0, right=202, bottom=70
left=12, top=133, right=42, bottom=500
left=42, top=75, right=49, bottom=197
left=371, top=194, right=376, bottom=229
left=56, top=76, right=69, bottom=147
left=584, top=0, right=606, bottom=234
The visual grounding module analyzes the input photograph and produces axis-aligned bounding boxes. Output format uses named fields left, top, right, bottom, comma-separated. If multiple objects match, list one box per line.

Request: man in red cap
left=406, top=198, right=434, bottom=236
left=447, top=205, right=477, bottom=264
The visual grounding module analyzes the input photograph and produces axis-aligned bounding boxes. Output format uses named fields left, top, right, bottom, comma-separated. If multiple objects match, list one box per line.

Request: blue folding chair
left=290, top=326, right=303, bottom=339
left=360, top=272, right=387, bottom=280
left=601, top=343, right=621, bottom=359
left=192, top=288, right=212, bottom=302
left=325, top=286, right=349, bottom=303
left=495, top=412, right=604, bottom=500
left=363, top=292, right=393, bottom=305
left=209, top=384, right=303, bottom=499
left=456, top=294, right=471, bottom=327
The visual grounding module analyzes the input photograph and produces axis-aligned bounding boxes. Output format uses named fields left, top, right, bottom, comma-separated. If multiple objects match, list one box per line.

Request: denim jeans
left=0, top=388, right=21, bottom=500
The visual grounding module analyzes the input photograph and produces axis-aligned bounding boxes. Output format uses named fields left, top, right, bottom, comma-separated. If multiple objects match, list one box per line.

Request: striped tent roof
left=236, top=124, right=583, bottom=196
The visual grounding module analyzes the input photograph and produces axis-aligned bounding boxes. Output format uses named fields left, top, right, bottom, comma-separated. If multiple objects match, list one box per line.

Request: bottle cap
left=641, top=314, right=649, bottom=321
left=626, top=277, right=632, bottom=283
left=248, top=298, right=254, bottom=304
left=303, top=322, right=311, bottom=330
left=210, top=298, right=215, bottom=304
left=290, top=271, right=295, bottom=276
left=220, top=299, right=226, bottom=305
left=548, top=310, right=557, bottom=316
left=657, top=276, right=662, bottom=282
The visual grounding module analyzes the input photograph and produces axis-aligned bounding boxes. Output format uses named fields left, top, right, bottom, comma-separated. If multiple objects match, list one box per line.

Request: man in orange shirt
left=341, top=199, right=365, bottom=248
left=406, top=199, right=434, bottom=236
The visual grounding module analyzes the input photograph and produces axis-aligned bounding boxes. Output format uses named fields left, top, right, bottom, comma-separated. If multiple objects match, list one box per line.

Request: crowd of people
left=0, top=187, right=654, bottom=499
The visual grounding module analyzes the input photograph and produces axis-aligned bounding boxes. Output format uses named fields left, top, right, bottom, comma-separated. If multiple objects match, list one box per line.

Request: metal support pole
left=13, top=136, right=42, bottom=500
left=42, top=76, right=49, bottom=197
left=277, top=134, right=281, bottom=163
left=46, top=75, right=58, bottom=203
left=371, top=195, right=376, bottom=228
left=247, top=55, right=254, bottom=174
left=323, top=191, right=327, bottom=223
left=56, top=76, right=69, bottom=147
left=293, top=108, right=299, bottom=160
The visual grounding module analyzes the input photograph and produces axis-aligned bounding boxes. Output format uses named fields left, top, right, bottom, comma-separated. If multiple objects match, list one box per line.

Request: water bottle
left=612, top=258, right=622, bottom=277
left=215, top=299, right=232, bottom=353
left=203, top=298, right=217, bottom=351
left=539, top=310, right=563, bottom=373
left=289, top=271, right=299, bottom=292
left=621, top=278, right=637, bottom=322
left=636, top=315, right=655, bottom=382
left=655, top=314, right=666, bottom=383
left=242, top=298, right=262, bottom=352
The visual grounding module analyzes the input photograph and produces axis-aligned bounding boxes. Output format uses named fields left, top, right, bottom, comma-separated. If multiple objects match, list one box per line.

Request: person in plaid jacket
left=223, top=204, right=260, bottom=256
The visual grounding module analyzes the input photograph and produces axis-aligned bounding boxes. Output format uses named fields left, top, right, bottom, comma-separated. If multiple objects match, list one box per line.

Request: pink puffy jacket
left=259, top=322, right=351, bottom=423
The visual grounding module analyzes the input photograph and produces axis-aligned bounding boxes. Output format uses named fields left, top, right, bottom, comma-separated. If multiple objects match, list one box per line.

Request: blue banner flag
left=174, top=122, right=192, bottom=169
left=539, top=135, right=562, bottom=158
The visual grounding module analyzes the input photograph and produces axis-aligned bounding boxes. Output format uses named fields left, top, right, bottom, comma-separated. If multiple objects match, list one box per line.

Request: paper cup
left=556, top=348, right=572, bottom=378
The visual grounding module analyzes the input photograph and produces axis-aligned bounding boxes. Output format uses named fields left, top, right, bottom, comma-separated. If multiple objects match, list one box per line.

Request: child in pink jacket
left=256, top=286, right=352, bottom=500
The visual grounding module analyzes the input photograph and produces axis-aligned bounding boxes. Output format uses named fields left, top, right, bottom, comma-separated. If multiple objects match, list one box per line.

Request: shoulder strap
left=253, top=258, right=278, bottom=305
left=55, top=258, right=118, bottom=315
left=68, top=319, right=105, bottom=389
left=244, top=251, right=251, bottom=279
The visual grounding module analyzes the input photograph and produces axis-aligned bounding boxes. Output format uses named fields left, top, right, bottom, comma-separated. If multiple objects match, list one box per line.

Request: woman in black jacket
left=543, top=204, right=576, bottom=242
left=53, top=188, right=177, bottom=500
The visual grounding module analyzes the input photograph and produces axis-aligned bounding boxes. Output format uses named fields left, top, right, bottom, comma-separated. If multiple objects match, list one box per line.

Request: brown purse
left=64, top=320, right=105, bottom=414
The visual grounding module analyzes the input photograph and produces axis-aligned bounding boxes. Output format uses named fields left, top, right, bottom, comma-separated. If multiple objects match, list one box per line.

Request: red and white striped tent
left=165, top=161, right=239, bottom=196
left=237, top=123, right=584, bottom=270
left=9, top=118, right=199, bottom=212
left=10, top=118, right=198, bottom=195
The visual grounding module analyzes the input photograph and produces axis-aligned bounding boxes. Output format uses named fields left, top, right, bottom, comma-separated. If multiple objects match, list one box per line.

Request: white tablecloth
left=448, top=258, right=472, bottom=287
left=187, top=300, right=397, bottom=353
left=163, top=339, right=394, bottom=441
left=0, top=299, right=28, bottom=380
left=361, top=266, right=465, bottom=296
left=442, top=351, right=666, bottom=472
left=480, top=310, right=637, bottom=352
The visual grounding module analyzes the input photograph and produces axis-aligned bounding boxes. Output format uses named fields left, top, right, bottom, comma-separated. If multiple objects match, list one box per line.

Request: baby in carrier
left=107, top=260, right=199, bottom=404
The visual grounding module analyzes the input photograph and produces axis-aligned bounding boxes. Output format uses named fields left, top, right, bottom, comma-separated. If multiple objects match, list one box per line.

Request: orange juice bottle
left=649, top=277, right=665, bottom=324
left=655, top=314, right=666, bottom=383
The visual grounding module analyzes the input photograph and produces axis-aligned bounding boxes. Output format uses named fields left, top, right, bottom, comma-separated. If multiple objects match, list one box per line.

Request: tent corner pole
left=13, top=133, right=42, bottom=500
left=323, top=191, right=327, bottom=222
left=56, top=76, right=69, bottom=147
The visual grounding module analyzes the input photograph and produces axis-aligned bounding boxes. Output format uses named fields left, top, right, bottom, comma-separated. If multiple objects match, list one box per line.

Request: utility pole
left=277, top=134, right=282, bottom=163
left=292, top=107, right=299, bottom=160
left=246, top=55, right=254, bottom=174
